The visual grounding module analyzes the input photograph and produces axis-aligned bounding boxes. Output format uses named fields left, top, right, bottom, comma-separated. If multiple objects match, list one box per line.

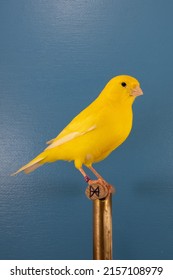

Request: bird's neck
left=98, top=91, right=135, bottom=109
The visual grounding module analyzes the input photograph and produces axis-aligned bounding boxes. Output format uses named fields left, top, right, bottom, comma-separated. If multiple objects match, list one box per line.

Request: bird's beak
left=130, top=85, right=143, bottom=97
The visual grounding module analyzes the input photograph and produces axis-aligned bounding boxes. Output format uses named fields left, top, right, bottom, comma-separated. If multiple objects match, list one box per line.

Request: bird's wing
left=45, top=108, right=98, bottom=150
left=46, top=138, right=55, bottom=145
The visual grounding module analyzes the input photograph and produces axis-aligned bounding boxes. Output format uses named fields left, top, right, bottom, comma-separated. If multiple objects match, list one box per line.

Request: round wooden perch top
left=85, top=182, right=115, bottom=200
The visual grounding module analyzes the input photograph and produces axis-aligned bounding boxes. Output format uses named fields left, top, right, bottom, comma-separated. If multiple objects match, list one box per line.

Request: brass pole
left=93, top=194, right=112, bottom=260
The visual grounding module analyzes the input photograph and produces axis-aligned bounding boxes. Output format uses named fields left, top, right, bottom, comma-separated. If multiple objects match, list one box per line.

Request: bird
left=12, top=75, right=143, bottom=191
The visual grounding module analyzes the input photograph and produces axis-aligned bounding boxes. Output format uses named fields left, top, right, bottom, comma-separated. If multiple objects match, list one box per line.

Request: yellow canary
left=12, top=75, right=143, bottom=185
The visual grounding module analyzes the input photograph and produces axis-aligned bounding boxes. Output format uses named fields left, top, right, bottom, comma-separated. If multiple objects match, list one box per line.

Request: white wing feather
left=45, top=125, right=96, bottom=150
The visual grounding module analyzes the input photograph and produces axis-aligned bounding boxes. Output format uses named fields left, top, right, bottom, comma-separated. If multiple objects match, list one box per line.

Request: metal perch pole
left=93, top=195, right=112, bottom=259
left=85, top=183, right=114, bottom=260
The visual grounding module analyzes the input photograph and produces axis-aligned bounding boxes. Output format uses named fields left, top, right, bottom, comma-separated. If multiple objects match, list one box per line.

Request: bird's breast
left=83, top=106, right=133, bottom=165
left=103, top=106, right=133, bottom=150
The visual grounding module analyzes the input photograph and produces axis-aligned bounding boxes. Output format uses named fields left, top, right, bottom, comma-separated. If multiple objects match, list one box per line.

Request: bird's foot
left=88, top=178, right=107, bottom=187
left=90, top=178, right=115, bottom=192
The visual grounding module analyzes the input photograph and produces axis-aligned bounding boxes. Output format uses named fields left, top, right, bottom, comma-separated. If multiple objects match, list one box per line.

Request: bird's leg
left=79, top=168, right=91, bottom=183
left=79, top=167, right=115, bottom=196
left=87, top=165, right=108, bottom=187
left=87, top=165, right=115, bottom=195
left=79, top=167, right=105, bottom=186
left=88, top=165, right=105, bottom=181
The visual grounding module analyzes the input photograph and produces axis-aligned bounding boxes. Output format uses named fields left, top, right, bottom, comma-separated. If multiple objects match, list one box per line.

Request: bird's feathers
left=45, top=102, right=100, bottom=150
left=11, top=155, right=46, bottom=175
left=46, top=138, right=55, bottom=144
left=45, top=125, right=96, bottom=150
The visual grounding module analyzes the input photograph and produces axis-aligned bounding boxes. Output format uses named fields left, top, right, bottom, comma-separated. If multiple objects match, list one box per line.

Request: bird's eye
left=121, top=82, right=127, bottom=87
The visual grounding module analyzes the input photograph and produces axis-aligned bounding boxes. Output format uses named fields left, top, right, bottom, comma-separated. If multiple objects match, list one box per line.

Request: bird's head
left=102, top=75, right=143, bottom=105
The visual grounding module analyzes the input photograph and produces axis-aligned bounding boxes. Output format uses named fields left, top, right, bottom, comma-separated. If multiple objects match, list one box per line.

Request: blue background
left=0, top=0, right=173, bottom=260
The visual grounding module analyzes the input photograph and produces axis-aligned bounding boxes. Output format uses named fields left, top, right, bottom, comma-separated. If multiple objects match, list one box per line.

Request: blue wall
left=0, top=0, right=173, bottom=259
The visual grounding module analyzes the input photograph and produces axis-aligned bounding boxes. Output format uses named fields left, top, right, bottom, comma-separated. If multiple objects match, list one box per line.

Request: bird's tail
left=11, top=152, right=47, bottom=176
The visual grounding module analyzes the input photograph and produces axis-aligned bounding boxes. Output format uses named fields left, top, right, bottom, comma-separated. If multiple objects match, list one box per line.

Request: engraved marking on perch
left=89, top=185, right=100, bottom=198
left=85, top=183, right=108, bottom=200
